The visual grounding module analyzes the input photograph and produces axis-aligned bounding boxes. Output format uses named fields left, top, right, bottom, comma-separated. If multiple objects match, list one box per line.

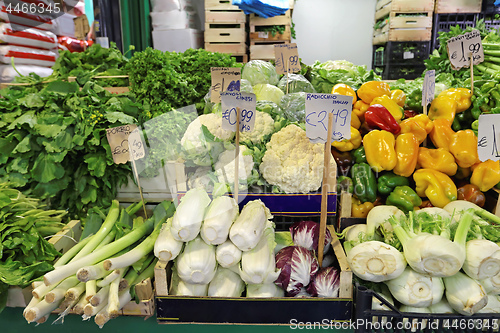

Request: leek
left=385, top=267, right=444, bottom=307
left=175, top=236, right=217, bottom=284
left=171, top=187, right=211, bottom=242
left=229, top=199, right=273, bottom=251
left=215, top=240, right=242, bottom=268
left=200, top=195, right=239, bottom=245
left=443, top=271, right=487, bottom=315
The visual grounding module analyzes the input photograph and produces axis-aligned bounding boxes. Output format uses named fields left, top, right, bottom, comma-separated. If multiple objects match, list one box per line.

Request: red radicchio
left=306, top=267, right=340, bottom=297
left=289, top=220, right=332, bottom=256
left=275, top=246, right=319, bottom=297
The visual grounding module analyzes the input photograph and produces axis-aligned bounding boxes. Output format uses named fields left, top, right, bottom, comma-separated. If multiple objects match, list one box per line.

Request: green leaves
left=31, top=153, right=65, bottom=183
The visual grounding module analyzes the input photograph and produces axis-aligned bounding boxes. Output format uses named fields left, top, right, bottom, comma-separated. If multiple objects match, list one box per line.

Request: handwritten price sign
left=447, top=30, right=484, bottom=70
left=477, top=114, right=500, bottom=162
left=422, top=70, right=435, bottom=106
left=274, top=43, right=301, bottom=75
left=221, top=92, right=256, bottom=132
left=106, top=124, right=138, bottom=164
left=128, top=127, right=145, bottom=161
left=305, top=93, right=352, bottom=144
left=210, top=67, right=241, bottom=103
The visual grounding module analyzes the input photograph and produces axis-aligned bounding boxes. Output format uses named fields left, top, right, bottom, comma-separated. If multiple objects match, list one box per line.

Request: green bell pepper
left=386, top=185, right=422, bottom=212
left=337, top=176, right=353, bottom=194
left=351, top=163, right=377, bottom=203
left=377, top=172, right=410, bottom=196
left=351, top=146, right=367, bottom=164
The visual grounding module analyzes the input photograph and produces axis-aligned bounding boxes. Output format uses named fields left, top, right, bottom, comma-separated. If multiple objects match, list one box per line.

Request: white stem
left=23, top=297, right=41, bottom=316
left=103, top=248, right=147, bottom=271
left=83, top=298, right=108, bottom=320
left=24, top=299, right=60, bottom=323
left=85, top=280, right=97, bottom=301
left=52, top=296, right=81, bottom=325
left=32, top=283, right=54, bottom=299
left=73, top=295, right=89, bottom=315
left=106, top=269, right=127, bottom=317
left=94, top=307, right=110, bottom=328
left=97, top=270, right=121, bottom=288
left=31, top=281, right=44, bottom=289
left=36, top=314, right=50, bottom=324
left=90, top=285, right=110, bottom=307
left=45, top=276, right=79, bottom=303
left=76, top=261, right=107, bottom=282
left=65, top=282, right=86, bottom=302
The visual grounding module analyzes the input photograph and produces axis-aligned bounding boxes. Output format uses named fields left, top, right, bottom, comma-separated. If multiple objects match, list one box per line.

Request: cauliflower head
left=181, top=113, right=235, bottom=166
left=214, top=145, right=254, bottom=185
left=187, top=166, right=215, bottom=192
left=259, top=124, right=325, bottom=193
left=240, top=111, right=275, bottom=144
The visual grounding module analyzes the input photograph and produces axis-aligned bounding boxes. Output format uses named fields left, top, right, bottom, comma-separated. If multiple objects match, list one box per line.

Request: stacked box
left=434, top=0, right=483, bottom=13
left=249, top=2, right=294, bottom=61
left=204, top=0, right=247, bottom=62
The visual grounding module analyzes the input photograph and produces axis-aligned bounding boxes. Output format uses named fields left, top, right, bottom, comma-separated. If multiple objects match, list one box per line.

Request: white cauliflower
left=181, top=113, right=235, bottom=166
left=214, top=145, right=254, bottom=185
left=240, top=111, right=275, bottom=144
left=187, top=166, right=215, bottom=192
left=259, top=124, right=325, bottom=193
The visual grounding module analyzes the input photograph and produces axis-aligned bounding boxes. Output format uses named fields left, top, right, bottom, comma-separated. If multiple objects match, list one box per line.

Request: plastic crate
left=482, top=0, right=500, bottom=13
left=354, top=283, right=500, bottom=333
left=372, top=45, right=385, bottom=67
left=383, top=64, right=426, bottom=80
left=478, top=13, right=500, bottom=31
left=385, top=41, right=431, bottom=64
left=431, top=13, right=479, bottom=50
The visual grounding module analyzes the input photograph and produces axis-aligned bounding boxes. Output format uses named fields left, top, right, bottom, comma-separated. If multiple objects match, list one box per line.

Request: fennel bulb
left=366, top=205, right=405, bottom=239
left=215, top=240, right=242, bottom=268
left=478, top=294, right=500, bottom=313
left=346, top=240, right=406, bottom=282
left=479, top=273, right=500, bottom=294
left=171, top=188, right=212, bottom=242
left=385, top=267, right=444, bottom=307
left=229, top=199, right=273, bottom=251
left=207, top=267, right=245, bottom=297
left=429, top=297, right=455, bottom=314
left=200, top=195, right=239, bottom=245
left=175, top=236, right=217, bottom=284
left=462, top=239, right=500, bottom=280
left=443, top=271, right=487, bottom=315
left=388, top=208, right=473, bottom=277
left=246, top=283, right=285, bottom=298
left=173, top=280, right=209, bottom=296
left=154, top=217, right=184, bottom=262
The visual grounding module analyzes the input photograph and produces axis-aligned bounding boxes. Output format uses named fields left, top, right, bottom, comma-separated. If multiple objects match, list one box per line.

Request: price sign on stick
left=477, top=114, right=500, bottom=162
left=274, top=43, right=301, bottom=75
left=221, top=92, right=256, bottom=133
left=422, top=70, right=436, bottom=107
left=210, top=67, right=241, bottom=103
left=106, top=124, right=137, bottom=164
left=447, top=30, right=484, bottom=70
left=128, top=127, right=145, bottom=161
left=305, top=93, right=353, bottom=143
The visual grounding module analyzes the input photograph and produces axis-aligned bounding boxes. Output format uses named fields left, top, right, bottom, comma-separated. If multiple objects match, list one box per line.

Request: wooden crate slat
left=205, top=29, right=246, bottom=43
left=389, top=11, right=433, bottom=29
left=434, top=0, right=482, bottom=13
left=205, top=10, right=246, bottom=23
left=391, top=0, right=435, bottom=11
left=205, top=0, right=239, bottom=10
left=375, top=4, right=391, bottom=20
left=204, top=42, right=247, bottom=54
left=376, top=0, right=392, bottom=10
left=389, top=28, right=432, bottom=41
left=249, top=25, right=291, bottom=43
left=249, top=10, right=292, bottom=26
left=250, top=44, right=276, bottom=60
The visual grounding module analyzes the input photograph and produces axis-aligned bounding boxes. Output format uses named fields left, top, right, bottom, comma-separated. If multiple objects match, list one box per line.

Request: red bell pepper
left=364, top=104, right=401, bottom=134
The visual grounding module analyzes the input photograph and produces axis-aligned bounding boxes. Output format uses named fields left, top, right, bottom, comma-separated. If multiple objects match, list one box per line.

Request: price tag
left=258, top=31, right=269, bottom=39
left=128, top=127, right=145, bottom=161
left=305, top=93, right=353, bottom=144
left=447, top=30, right=484, bottom=70
left=403, top=51, right=414, bottom=60
left=422, top=70, right=435, bottom=106
left=274, top=43, right=301, bottom=75
left=106, top=124, right=138, bottom=164
left=221, top=92, right=256, bottom=132
left=210, top=67, right=241, bottom=103
left=477, top=114, right=500, bottom=161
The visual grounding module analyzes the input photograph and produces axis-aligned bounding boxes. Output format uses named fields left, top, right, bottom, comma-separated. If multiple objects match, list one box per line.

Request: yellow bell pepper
left=413, top=169, right=458, bottom=208
left=438, top=88, right=472, bottom=113
left=449, top=129, right=480, bottom=169
left=417, top=147, right=458, bottom=176
left=351, top=112, right=361, bottom=129
left=363, top=130, right=397, bottom=172
left=470, top=160, right=500, bottom=192
left=332, top=83, right=357, bottom=104
left=370, top=95, right=404, bottom=123
left=331, top=126, right=362, bottom=152
left=351, top=197, right=375, bottom=218
left=429, top=118, right=455, bottom=151
left=357, top=81, right=391, bottom=104
left=428, top=95, right=458, bottom=123
left=399, top=114, right=434, bottom=144
left=353, top=100, right=369, bottom=121
left=394, top=133, right=419, bottom=177
left=390, top=89, right=406, bottom=107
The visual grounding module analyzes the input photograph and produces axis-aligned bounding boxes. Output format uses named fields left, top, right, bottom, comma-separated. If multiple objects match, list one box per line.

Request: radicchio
left=289, top=220, right=332, bottom=256
left=306, top=267, right=340, bottom=298
left=275, top=246, right=319, bottom=297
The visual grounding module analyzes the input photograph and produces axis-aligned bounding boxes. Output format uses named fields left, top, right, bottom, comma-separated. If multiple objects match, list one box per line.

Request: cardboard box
left=152, top=29, right=203, bottom=52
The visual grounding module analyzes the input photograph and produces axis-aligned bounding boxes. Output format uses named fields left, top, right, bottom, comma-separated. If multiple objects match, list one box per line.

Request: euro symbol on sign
left=478, top=136, right=487, bottom=148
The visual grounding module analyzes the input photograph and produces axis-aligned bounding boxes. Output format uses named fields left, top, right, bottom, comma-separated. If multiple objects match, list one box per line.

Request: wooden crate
left=249, top=9, right=292, bottom=26
left=389, top=11, right=433, bottom=29
left=205, top=9, right=246, bottom=23
left=249, top=25, right=291, bottom=43
left=373, top=28, right=432, bottom=44
left=154, top=226, right=353, bottom=325
left=434, top=0, right=483, bottom=13
left=205, top=0, right=240, bottom=10
left=205, top=23, right=246, bottom=44
left=250, top=43, right=280, bottom=61
left=375, top=0, right=435, bottom=20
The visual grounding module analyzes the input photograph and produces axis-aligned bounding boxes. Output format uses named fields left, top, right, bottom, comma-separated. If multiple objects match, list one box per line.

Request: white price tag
left=274, top=43, right=301, bottom=75
left=422, top=70, right=435, bottom=106
left=106, top=124, right=137, bottom=164
left=221, top=92, right=257, bottom=132
left=305, top=93, right=353, bottom=144
left=128, top=127, right=145, bottom=161
left=477, top=114, right=500, bottom=161
left=447, top=30, right=484, bottom=70
left=403, top=51, right=414, bottom=60
left=210, top=67, right=241, bottom=103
